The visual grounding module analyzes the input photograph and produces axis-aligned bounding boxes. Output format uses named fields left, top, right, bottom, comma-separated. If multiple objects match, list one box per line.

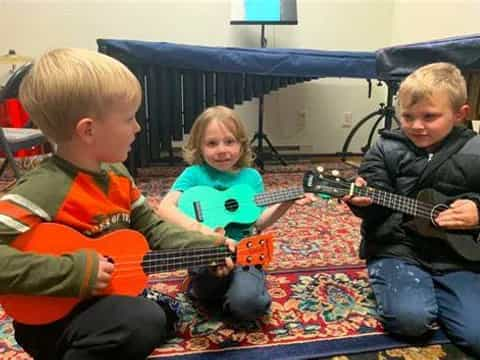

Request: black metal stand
left=338, top=80, right=400, bottom=161
left=251, top=25, right=287, bottom=171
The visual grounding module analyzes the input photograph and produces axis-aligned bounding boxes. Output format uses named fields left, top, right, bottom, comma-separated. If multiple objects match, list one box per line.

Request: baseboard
left=251, top=145, right=301, bottom=152
left=146, top=149, right=363, bottom=167
left=252, top=152, right=363, bottom=161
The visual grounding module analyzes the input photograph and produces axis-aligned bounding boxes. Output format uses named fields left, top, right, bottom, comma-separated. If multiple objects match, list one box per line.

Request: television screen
left=230, top=0, right=298, bottom=25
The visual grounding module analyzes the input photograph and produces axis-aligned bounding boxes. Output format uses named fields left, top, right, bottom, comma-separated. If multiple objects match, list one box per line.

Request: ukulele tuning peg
left=316, top=166, right=324, bottom=173
left=331, top=170, right=340, bottom=177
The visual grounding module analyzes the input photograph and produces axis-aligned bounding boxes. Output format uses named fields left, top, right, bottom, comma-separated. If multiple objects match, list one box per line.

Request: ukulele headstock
left=303, top=167, right=352, bottom=199
left=236, top=233, right=274, bottom=267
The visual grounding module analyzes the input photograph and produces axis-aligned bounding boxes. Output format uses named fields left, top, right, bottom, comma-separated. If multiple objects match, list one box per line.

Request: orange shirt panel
left=55, top=172, right=133, bottom=233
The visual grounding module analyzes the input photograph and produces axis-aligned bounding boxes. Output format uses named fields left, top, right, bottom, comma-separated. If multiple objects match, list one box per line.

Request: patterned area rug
left=0, top=162, right=469, bottom=359
left=149, top=268, right=383, bottom=359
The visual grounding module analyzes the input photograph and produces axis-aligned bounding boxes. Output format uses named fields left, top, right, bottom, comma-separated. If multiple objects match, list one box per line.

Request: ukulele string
left=327, top=177, right=438, bottom=219
left=188, top=188, right=305, bottom=212
left=109, top=247, right=233, bottom=267
left=112, top=256, right=233, bottom=276
left=101, top=245, right=230, bottom=262
left=114, top=260, right=234, bottom=275
left=112, top=253, right=238, bottom=276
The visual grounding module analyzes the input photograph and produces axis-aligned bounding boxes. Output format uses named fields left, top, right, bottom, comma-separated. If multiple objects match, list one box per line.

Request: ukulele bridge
left=193, top=201, right=204, bottom=222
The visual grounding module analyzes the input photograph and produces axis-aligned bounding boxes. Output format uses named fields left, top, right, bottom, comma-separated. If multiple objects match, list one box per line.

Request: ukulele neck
left=255, top=187, right=304, bottom=207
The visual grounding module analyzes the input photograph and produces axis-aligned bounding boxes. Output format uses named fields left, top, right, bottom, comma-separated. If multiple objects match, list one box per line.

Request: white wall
left=390, top=0, right=480, bottom=44
left=0, top=0, right=478, bottom=155
left=0, top=0, right=393, bottom=155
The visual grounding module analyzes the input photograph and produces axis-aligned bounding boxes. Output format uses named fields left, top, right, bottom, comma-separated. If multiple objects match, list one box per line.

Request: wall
left=9, top=1, right=479, bottom=156
left=0, top=0, right=395, bottom=155
left=390, top=0, right=480, bottom=44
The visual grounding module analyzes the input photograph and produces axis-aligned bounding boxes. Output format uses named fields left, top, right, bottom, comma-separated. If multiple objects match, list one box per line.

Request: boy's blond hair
left=19, top=48, right=141, bottom=143
left=183, top=105, right=254, bottom=168
left=397, top=62, right=467, bottom=113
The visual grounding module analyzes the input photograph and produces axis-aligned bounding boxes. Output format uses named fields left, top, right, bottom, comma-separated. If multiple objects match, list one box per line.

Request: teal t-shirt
left=172, top=164, right=264, bottom=241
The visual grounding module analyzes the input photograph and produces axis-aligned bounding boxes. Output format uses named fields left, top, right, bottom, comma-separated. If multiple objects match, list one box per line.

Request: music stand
left=230, top=0, right=297, bottom=170
left=249, top=25, right=288, bottom=169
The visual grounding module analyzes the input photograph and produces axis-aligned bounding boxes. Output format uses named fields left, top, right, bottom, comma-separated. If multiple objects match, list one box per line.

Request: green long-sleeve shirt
left=0, top=156, right=217, bottom=299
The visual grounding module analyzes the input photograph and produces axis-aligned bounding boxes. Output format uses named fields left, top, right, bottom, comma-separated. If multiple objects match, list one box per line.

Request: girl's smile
left=201, top=119, right=241, bottom=172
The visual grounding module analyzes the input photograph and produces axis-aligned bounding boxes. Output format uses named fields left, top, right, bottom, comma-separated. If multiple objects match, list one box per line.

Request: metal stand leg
left=251, top=25, right=287, bottom=171
left=251, top=128, right=287, bottom=170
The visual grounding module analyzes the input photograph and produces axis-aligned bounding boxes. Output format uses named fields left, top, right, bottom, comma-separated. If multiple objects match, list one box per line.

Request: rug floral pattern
left=0, top=162, right=470, bottom=359
left=150, top=268, right=382, bottom=357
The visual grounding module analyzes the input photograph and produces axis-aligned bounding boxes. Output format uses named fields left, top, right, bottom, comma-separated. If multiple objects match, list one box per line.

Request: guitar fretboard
left=354, top=186, right=433, bottom=219
left=142, top=246, right=235, bottom=274
left=255, top=187, right=305, bottom=207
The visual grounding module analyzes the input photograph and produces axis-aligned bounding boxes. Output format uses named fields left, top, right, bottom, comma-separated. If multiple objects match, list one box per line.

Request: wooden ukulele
left=0, top=223, right=273, bottom=325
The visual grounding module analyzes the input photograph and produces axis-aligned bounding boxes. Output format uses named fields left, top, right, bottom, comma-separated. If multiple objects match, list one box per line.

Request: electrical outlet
left=298, top=110, right=307, bottom=121
left=296, top=110, right=307, bottom=128
left=342, top=111, right=353, bottom=128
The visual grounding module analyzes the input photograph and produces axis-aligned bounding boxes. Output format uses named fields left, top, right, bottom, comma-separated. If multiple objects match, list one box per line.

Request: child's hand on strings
left=435, top=199, right=479, bottom=230
left=342, top=177, right=373, bottom=207
left=91, top=254, right=114, bottom=296
left=211, top=232, right=236, bottom=278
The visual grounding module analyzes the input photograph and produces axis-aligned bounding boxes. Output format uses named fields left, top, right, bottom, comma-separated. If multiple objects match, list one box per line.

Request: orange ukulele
left=0, top=223, right=273, bottom=325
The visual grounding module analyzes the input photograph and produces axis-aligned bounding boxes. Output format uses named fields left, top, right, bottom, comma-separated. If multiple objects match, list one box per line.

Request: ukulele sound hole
left=431, top=203, right=449, bottom=227
left=225, top=199, right=239, bottom=212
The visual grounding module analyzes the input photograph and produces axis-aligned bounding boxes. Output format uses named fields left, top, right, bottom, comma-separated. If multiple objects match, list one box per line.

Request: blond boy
left=0, top=48, right=229, bottom=360
left=345, top=63, right=480, bottom=356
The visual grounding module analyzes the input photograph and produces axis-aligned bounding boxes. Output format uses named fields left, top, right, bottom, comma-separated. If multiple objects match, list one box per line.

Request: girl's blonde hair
left=19, top=48, right=141, bottom=143
left=183, top=105, right=254, bottom=168
left=397, top=62, right=467, bottom=113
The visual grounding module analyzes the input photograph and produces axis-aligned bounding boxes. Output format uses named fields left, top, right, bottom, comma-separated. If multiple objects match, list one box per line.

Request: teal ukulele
left=178, top=171, right=323, bottom=229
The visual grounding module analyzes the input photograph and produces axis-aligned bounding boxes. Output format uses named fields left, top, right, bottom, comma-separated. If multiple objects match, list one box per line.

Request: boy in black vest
left=345, top=62, right=480, bottom=356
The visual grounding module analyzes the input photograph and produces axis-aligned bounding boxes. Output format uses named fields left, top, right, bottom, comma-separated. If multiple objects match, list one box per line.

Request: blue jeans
left=368, top=257, right=480, bottom=357
left=189, top=265, right=271, bottom=321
